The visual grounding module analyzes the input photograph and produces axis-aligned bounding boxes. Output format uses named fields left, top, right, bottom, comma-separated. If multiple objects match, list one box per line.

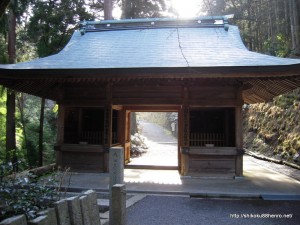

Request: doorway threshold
left=125, top=165, right=178, bottom=170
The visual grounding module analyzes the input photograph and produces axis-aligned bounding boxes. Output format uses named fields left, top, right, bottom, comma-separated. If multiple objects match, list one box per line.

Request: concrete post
left=37, top=208, right=57, bottom=225
left=66, top=196, right=83, bottom=225
left=83, top=190, right=101, bottom=225
left=109, top=147, right=124, bottom=186
left=28, top=216, right=47, bottom=225
left=109, top=184, right=127, bottom=225
left=109, top=147, right=124, bottom=192
left=109, top=147, right=125, bottom=224
left=79, top=195, right=92, bottom=225
left=54, top=199, right=71, bottom=225
left=0, top=215, right=27, bottom=225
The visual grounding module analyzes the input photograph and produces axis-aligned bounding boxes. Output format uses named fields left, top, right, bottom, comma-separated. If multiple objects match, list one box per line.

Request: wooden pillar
left=103, top=83, right=113, bottom=172
left=122, top=110, right=131, bottom=163
left=56, top=105, right=65, bottom=167
left=180, top=85, right=190, bottom=175
left=235, top=87, right=244, bottom=177
left=78, top=108, right=83, bottom=142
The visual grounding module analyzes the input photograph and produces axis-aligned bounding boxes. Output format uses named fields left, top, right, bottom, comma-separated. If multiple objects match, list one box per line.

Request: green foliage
left=263, top=34, right=290, bottom=57
left=16, top=95, right=57, bottom=167
left=28, top=0, right=95, bottom=57
left=201, top=0, right=300, bottom=55
left=0, top=38, right=8, bottom=63
left=0, top=162, right=59, bottom=220
left=121, top=0, right=167, bottom=19
left=0, top=87, right=6, bottom=164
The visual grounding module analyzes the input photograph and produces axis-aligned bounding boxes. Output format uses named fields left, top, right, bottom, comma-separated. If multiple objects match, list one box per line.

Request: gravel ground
left=127, top=195, right=300, bottom=225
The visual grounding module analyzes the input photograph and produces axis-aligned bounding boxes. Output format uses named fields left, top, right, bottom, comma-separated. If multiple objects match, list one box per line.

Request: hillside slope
left=243, top=88, right=300, bottom=165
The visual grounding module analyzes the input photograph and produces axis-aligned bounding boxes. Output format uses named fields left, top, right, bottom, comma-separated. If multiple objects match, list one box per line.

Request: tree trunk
left=6, top=90, right=16, bottom=167
left=130, top=112, right=138, bottom=135
left=293, top=0, right=299, bottom=53
left=289, top=0, right=296, bottom=50
left=104, top=0, right=113, bottom=20
left=38, top=98, right=45, bottom=167
left=6, top=0, right=17, bottom=170
left=284, top=0, right=290, bottom=38
left=8, top=0, right=16, bottom=64
left=17, top=94, right=30, bottom=165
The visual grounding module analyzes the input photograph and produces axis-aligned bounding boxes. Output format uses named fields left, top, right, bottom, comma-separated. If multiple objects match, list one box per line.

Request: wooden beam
left=235, top=87, right=243, bottom=177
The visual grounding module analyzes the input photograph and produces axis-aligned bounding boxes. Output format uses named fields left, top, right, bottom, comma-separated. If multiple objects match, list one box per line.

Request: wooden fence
left=190, top=132, right=225, bottom=147
left=80, top=131, right=103, bottom=145
left=0, top=190, right=101, bottom=225
left=79, top=131, right=118, bottom=145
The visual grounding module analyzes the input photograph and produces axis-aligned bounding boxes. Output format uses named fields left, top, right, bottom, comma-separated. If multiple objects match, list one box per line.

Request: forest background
left=0, top=0, right=300, bottom=170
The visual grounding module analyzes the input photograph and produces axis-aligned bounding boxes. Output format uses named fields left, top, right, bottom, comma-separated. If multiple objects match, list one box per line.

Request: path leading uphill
left=128, top=120, right=178, bottom=167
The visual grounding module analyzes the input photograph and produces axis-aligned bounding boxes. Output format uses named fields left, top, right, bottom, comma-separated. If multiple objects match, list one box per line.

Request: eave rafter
left=1, top=64, right=300, bottom=104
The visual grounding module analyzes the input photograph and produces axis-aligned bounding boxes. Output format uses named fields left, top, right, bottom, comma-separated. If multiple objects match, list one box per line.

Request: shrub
left=0, top=162, right=59, bottom=221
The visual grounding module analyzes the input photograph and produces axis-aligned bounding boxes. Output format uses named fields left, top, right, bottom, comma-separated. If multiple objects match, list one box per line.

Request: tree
left=121, top=0, right=167, bottom=19
left=28, top=0, right=95, bottom=57
left=6, top=0, right=17, bottom=169
left=201, top=0, right=300, bottom=57
left=0, top=0, right=10, bottom=17
left=0, top=87, right=6, bottom=164
left=38, top=98, right=45, bottom=166
left=289, top=0, right=300, bottom=56
left=104, top=0, right=113, bottom=20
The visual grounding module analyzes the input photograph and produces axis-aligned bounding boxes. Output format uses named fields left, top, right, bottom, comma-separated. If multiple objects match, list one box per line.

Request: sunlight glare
left=171, top=0, right=203, bottom=18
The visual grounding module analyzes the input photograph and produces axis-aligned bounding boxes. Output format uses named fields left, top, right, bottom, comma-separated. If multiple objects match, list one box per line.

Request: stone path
left=128, top=120, right=178, bottom=166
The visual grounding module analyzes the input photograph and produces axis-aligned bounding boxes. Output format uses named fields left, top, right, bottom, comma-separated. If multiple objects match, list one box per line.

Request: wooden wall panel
left=62, top=87, right=106, bottom=106
left=188, top=86, right=238, bottom=107
left=61, top=152, right=104, bottom=172
left=188, top=155, right=235, bottom=175
left=112, top=85, right=182, bottom=105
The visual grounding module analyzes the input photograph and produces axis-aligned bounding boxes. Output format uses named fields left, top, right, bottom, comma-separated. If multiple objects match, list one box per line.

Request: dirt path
left=128, top=120, right=178, bottom=166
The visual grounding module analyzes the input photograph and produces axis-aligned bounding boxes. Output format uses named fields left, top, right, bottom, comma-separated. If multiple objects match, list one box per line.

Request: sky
left=112, top=0, right=204, bottom=19
left=171, top=0, right=204, bottom=18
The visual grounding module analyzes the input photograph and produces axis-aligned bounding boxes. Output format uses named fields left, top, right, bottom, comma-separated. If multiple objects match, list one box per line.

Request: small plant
left=130, top=133, right=148, bottom=158
left=0, top=161, right=59, bottom=221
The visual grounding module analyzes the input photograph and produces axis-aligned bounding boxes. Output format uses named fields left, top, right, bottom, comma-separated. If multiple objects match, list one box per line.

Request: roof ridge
left=79, top=16, right=229, bottom=35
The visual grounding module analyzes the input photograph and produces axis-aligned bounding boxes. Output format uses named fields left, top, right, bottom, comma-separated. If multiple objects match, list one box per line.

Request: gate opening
left=126, top=112, right=178, bottom=169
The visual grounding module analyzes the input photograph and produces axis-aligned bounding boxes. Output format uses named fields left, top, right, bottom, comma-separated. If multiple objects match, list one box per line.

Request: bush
left=130, top=133, right=148, bottom=158
left=0, top=162, right=59, bottom=221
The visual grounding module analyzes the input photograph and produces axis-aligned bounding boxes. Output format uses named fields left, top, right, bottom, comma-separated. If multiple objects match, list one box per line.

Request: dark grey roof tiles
left=1, top=24, right=300, bottom=69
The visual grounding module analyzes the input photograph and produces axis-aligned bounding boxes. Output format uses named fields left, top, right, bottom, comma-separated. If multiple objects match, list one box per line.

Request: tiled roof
left=2, top=17, right=300, bottom=69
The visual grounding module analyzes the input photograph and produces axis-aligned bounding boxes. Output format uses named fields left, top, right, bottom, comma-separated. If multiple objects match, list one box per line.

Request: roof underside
left=0, top=17, right=300, bottom=104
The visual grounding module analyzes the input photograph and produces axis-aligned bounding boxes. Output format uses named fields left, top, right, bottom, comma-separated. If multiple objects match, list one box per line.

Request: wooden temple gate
left=3, top=17, right=298, bottom=178
left=54, top=79, right=244, bottom=177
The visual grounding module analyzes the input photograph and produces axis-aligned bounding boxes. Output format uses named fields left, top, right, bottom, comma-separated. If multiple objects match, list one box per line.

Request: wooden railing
left=76, top=131, right=118, bottom=145
left=190, top=132, right=225, bottom=147
left=80, top=131, right=103, bottom=144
